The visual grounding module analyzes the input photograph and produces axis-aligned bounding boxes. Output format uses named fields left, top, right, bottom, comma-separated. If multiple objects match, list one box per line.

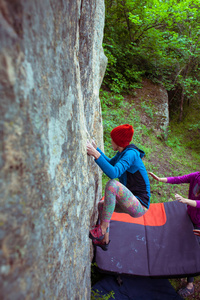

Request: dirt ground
left=170, top=277, right=200, bottom=300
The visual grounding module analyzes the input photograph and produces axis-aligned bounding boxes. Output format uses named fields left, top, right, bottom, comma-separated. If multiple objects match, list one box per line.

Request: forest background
left=92, top=0, right=200, bottom=299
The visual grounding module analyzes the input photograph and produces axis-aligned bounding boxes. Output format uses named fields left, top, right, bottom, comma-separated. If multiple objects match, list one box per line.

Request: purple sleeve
left=196, top=201, right=200, bottom=208
left=166, top=174, right=193, bottom=184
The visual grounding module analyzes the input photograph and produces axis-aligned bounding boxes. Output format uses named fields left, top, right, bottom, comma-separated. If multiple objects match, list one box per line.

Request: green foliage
left=100, top=89, right=124, bottom=109
left=103, top=0, right=200, bottom=118
left=91, top=290, right=115, bottom=300
left=167, top=97, right=200, bottom=152
left=140, top=101, right=154, bottom=119
left=189, top=122, right=200, bottom=130
left=103, top=41, right=144, bottom=93
left=91, top=263, right=115, bottom=299
left=165, top=135, right=182, bottom=149
left=99, top=89, right=200, bottom=197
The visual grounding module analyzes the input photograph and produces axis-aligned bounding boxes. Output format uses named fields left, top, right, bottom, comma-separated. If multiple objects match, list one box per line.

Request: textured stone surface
left=0, top=0, right=107, bottom=299
left=133, top=79, right=169, bottom=139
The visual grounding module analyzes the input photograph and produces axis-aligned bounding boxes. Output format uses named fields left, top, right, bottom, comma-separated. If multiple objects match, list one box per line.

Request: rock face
left=0, top=1, right=107, bottom=299
left=132, top=79, right=169, bottom=140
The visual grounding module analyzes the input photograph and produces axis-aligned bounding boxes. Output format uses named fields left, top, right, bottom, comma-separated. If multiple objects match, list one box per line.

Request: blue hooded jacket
left=95, top=144, right=151, bottom=208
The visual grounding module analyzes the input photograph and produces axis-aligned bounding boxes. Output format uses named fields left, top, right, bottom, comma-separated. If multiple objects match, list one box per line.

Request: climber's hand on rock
left=87, top=140, right=100, bottom=159
left=91, top=139, right=97, bottom=149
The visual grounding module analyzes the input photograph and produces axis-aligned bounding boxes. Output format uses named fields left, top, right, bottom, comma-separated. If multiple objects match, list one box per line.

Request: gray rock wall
left=0, top=0, right=107, bottom=299
left=133, top=79, right=169, bottom=140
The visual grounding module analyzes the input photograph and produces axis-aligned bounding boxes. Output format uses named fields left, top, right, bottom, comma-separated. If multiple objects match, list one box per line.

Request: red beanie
left=110, top=124, right=134, bottom=148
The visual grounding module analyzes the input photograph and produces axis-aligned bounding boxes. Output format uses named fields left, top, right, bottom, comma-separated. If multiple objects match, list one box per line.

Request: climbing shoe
left=89, top=224, right=104, bottom=241
left=93, top=239, right=110, bottom=251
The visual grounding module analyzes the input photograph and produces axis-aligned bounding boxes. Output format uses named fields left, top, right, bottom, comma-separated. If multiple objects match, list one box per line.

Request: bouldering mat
left=95, top=201, right=200, bottom=277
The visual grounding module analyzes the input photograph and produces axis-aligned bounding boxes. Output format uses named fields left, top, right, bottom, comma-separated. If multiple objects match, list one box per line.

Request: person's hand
left=175, top=193, right=187, bottom=204
left=87, top=140, right=95, bottom=155
left=148, top=172, right=167, bottom=183
left=86, top=140, right=100, bottom=159
left=175, top=195, right=197, bottom=207
left=148, top=172, right=160, bottom=181
left=91, top=139, right=97, bottom=149
left=193, top=229, right=200, bottom=237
